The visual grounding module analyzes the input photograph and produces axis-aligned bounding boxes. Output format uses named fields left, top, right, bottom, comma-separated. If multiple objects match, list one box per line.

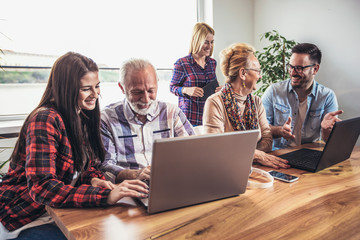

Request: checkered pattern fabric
left=170, top=54, right=217, bottom=126
left=0, top=107, right=110, bottom=231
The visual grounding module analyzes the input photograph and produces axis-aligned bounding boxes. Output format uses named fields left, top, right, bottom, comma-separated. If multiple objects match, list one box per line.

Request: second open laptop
left=278, top=116, right=360, bottom=172
left=137, top=129, right=260, bottom=214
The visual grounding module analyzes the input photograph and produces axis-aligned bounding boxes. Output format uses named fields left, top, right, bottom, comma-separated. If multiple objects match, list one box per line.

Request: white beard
left=127, top=99, right=155, bottom=116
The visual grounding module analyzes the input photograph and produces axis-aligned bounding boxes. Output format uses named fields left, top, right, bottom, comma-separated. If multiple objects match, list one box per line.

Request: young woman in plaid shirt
left=0, top=52, right=148, bottom=239
left=170, top=22, right=221, bottom=126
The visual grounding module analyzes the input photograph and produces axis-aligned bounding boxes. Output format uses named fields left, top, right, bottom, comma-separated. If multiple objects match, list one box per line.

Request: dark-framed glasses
left=245, top=68, right=262, bottom=75
left=286, top=63, right=315, bottom=73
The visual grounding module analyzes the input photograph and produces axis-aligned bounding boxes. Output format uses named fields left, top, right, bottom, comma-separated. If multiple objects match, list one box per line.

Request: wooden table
left=47, top=143, right=360, bottom=240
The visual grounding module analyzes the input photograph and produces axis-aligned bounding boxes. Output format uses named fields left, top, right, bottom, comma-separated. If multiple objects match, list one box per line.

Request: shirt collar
left=287, top=79, right=318, bottom=97
left=123, top=98, right=160, bottom=123
left=188, top=53, right=210, bottom=65
left=188, top=54, right=196, bottom=64
left=310, top=80, right=318, bottom=97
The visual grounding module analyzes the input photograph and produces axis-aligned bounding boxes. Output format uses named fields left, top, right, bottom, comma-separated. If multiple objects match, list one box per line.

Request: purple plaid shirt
left=100, top=99, right=195, bottom=183
left=170, top=54, right=217, bottom=126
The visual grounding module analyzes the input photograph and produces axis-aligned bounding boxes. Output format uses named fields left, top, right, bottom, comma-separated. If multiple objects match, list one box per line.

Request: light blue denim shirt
left=262, top=79, right=338, bottom=149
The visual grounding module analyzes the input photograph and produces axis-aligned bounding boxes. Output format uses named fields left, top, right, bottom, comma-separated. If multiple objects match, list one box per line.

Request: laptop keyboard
left=143, top=179, right=150, bottom=186
left=279, top=148, right=322, bottom=171
left=135, top=179, right=150, bottom=207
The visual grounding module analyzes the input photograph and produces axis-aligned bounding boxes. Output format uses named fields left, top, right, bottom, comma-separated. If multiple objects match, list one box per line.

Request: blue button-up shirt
left=262, top=79, right=338, bottom=149
left=100, top=99, right=195, bottom=182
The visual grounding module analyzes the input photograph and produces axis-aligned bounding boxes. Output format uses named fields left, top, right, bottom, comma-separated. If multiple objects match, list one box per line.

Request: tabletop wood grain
left=46, top=143, right=360, bottom=240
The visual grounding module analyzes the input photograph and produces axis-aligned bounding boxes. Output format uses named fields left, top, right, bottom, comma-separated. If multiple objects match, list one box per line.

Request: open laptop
left=278, top=116, right=360, bottom=172
left=137, top=129, right=260, bottom=214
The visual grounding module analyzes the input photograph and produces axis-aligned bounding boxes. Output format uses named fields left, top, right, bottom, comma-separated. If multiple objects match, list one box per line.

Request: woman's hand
left=253, top=149, right=290, bottom=169
left=91, top=178, right=116, bottom=190
left=182, top=87, right=204, bottom=97
left=107, top=180, right=149, bottom=205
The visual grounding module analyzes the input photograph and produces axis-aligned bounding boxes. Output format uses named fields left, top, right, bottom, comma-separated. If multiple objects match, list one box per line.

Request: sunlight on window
left=1, top=0, right=196, bottom=68
left=0, top=0, right=197, bottom=116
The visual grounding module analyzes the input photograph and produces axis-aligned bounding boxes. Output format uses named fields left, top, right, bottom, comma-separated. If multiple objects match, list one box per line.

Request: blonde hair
left=189, top=22, right=215, bottom=55
left=220, top=43, right=256, bottom=83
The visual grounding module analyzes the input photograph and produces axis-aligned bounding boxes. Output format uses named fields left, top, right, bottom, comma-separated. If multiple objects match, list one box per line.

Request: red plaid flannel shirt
left=0, top=107, right=110, bottom=231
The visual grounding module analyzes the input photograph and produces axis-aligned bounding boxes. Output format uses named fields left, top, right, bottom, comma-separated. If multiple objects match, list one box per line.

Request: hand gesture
left=321, top=110, right=343, bottom=142
left=107, top=180, right=149, bottom=205
left=321, top=110, right=343, bottom=130
left=281, top=117, right=295, bottom=140
left=253, top=149, right=290, bottom=169
left=183, top=87, right=204, bottom=97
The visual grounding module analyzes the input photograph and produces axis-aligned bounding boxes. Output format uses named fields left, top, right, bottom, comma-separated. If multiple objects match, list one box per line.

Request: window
left=0, top=0, right=197, bottom=117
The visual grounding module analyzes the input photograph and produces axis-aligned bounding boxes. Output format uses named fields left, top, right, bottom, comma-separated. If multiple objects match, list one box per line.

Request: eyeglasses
left=286, top=63, right=315, bottom=73
left=245, top=68, right=262, bottom=75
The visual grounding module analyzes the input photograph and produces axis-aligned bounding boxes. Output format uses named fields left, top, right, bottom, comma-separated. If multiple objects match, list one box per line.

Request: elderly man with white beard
left=100, top=58, right=195, bottom=184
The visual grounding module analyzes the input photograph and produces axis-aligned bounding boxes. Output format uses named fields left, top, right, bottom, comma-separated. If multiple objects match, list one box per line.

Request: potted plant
left=255, top=30, right=297, bottom=96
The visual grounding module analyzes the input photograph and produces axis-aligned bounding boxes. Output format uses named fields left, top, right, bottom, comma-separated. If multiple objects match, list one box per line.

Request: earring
left=243, top=81, right=246, bottom=88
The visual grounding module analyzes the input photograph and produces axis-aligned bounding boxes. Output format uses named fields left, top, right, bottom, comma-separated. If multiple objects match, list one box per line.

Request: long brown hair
left=11, top=52, right=105, bottom=172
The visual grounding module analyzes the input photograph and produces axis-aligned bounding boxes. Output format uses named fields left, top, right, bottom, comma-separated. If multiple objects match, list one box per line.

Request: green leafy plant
left=0, top=158, right=10, bottom=170
left=0, top=157, right=10, bottom=180
left=255, top=30, right=298, bottom=96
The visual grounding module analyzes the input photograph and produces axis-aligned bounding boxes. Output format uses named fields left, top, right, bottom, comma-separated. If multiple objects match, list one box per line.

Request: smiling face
left=289, top=53, right=319, bottom=90
left=78, top=71, right=100, bottom=111
left=121, top=65, right=158, bottom=116
left=199, top=33, right=214, bottom=57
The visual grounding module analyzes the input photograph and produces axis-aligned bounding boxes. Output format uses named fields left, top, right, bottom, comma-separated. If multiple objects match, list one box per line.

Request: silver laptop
left=138, top=129, right=260, bottom=214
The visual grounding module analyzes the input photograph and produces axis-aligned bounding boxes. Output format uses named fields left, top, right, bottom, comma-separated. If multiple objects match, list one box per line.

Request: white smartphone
left=268, top=170, right=299, bottom=183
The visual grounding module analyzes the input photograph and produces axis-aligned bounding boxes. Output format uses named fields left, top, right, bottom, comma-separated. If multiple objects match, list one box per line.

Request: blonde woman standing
left=170, top=22, right=220, bottom=126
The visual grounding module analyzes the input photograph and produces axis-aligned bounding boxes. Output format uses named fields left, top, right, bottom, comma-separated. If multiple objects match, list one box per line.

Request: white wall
left=211, top=0, right=360, bottom=144
left=253, top=0, right=360, bottom=121
left=212, top=0, right=254, bottom=83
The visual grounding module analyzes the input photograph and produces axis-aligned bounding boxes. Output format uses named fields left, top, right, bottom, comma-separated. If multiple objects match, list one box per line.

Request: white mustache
left=133, top=100, right=154, bottom=106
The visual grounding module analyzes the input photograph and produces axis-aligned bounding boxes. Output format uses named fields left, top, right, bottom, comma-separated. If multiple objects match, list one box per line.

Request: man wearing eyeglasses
left=262, top=43, right=342, bottom=149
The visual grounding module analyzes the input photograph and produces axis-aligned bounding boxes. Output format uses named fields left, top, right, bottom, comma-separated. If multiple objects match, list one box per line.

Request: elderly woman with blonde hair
left=203, top=43, right=289, bottom=169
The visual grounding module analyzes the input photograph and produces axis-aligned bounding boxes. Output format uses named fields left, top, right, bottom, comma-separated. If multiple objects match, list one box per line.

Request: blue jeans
left=13, top=223, right=66, bottom=240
